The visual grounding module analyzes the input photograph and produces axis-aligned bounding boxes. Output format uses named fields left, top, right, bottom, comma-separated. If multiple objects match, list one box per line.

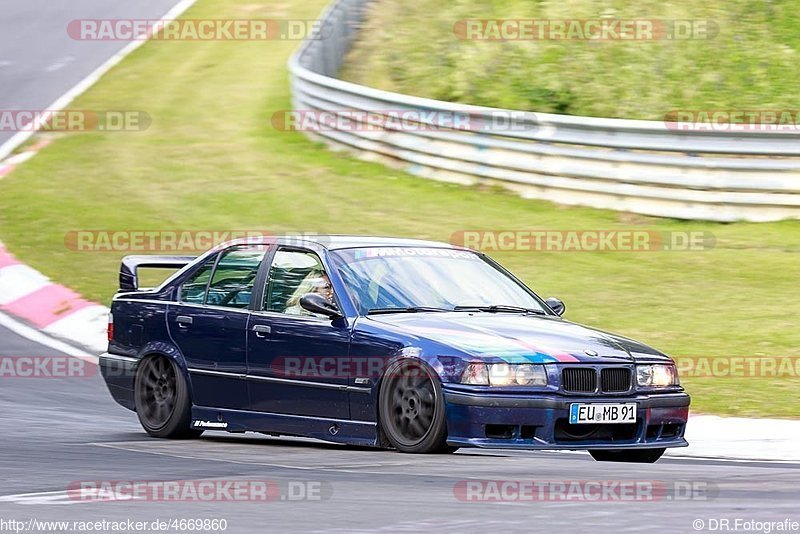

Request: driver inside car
left=284, top=272, right=334, bottom=315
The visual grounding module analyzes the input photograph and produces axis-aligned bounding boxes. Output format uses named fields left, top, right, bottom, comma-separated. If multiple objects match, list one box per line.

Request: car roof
left=218, top=234, right=466, bottom=252
left=308, top=235, right=463, bottom=250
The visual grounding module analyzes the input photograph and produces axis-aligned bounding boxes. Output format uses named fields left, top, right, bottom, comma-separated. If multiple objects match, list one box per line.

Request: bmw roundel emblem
left=584, top=349, right=599, bottom=357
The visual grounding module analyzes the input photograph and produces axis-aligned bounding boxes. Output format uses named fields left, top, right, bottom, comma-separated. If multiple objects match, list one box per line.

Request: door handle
left=252, top=324, right=271, bottom=338
left=176, top=315, right=193, bottom=327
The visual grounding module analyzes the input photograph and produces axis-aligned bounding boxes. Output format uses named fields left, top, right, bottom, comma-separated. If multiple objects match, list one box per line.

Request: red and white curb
left=0, top=241, right=108, bottom=353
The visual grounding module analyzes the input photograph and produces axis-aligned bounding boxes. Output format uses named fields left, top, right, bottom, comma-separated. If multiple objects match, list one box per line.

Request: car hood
left=367, top=312, right=671, bottom=364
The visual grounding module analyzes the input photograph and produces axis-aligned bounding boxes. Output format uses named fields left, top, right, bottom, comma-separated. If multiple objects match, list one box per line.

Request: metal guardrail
left=289, top=0, right=800, bottom=221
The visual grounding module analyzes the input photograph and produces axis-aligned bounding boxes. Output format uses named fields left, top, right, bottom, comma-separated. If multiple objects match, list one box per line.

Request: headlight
left=636, top=364, right=679, bottom=387
left=514, top=364, right=547, bottom=386
left=461, top=363, right=547, bottom=387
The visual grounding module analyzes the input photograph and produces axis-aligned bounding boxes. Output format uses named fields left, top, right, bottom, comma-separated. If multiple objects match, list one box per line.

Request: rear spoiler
left=119, top=255, right=196, bottom=291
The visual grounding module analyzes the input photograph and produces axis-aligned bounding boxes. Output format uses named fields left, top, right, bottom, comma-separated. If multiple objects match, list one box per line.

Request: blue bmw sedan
left=100, top=235, right=689, bottom=462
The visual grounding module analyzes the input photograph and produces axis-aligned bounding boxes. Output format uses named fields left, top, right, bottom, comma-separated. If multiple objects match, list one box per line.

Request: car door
left=167, top=245, right=268, bottom=410
left=247, top=247, right=352, bottom=419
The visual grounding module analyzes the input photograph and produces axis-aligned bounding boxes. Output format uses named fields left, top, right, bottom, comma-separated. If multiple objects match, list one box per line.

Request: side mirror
left=545, top=297, right=566, bottom=316
left=300, top=293, right=343, bottom=319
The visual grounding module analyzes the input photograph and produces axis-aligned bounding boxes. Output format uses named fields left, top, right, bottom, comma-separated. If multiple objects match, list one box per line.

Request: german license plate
left=569, top=403, right=637, bottom=424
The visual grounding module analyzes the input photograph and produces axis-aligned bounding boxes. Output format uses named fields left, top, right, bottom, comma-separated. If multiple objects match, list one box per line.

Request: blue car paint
left=100, top=235, right=690, bottom=450
left=246, top=312, right=352, bottom=418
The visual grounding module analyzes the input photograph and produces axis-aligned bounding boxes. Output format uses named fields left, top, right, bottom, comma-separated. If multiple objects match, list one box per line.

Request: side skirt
left=191, top=406, right=379, bottom=447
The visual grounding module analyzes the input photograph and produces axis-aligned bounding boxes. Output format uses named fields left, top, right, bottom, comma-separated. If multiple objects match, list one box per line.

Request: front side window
left=179, top=254, right=217, bottom=303
left=330, top=247, right=546, bottom=314
left=263, top=250, right=334, bottom=316
left=204, top=246, right=267, bottom=308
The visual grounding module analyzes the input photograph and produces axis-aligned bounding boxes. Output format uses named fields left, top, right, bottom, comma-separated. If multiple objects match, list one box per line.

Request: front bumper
left=443, top=389, right=690, bottom=450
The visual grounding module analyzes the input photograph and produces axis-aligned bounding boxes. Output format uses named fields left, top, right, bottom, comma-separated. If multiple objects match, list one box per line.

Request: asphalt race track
left=0, top=319, right=798, bottom=533
left=0, top=0, right=186, bottom=150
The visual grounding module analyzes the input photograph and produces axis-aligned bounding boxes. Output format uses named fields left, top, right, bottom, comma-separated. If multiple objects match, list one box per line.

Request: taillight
left=107, top=312, right=114, bottom=342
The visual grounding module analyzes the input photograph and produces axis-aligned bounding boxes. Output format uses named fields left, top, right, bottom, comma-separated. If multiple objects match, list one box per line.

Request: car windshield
left=330, top=247, right=547, bottom=315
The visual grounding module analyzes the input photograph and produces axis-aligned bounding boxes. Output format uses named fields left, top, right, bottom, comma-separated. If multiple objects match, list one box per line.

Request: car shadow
left=198, top=433, right=381, bottom=453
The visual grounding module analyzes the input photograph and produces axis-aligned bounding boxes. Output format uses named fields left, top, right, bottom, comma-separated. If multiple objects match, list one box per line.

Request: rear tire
left=134, top=355, right=203, bottom=439
left=378, top=360, right=452, bottom=453
left=589, top=448, right=666, bottom=463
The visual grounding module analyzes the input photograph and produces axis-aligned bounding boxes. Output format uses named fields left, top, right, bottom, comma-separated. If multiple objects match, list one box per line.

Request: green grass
left=341, top=0, right=800, bottom=119
left=0, top=0, right=799, bottom=417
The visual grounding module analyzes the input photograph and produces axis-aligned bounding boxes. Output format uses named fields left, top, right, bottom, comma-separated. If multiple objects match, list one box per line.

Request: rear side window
left=180, top=255, right=217, bottom=303
left=205, top=247, right=267, bottom=309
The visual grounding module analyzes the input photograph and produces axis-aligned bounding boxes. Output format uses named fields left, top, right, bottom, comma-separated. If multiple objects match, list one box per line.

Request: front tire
left=589, top=448, right=666, bottom=463
left=134, top=355, right=202, bottom=439
left=378, top=360, right=453, bottom=453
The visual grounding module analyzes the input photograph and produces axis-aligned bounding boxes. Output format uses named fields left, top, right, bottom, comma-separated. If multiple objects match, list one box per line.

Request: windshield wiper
left=453, top=305, right=547, bottom=315
left=368, top=306, right=452, bottom=315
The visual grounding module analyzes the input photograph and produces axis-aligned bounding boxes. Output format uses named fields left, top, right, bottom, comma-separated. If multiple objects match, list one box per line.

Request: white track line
left=0, top=311, right=96, bottom=362
left=0, top=0, right=198, bottom=162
